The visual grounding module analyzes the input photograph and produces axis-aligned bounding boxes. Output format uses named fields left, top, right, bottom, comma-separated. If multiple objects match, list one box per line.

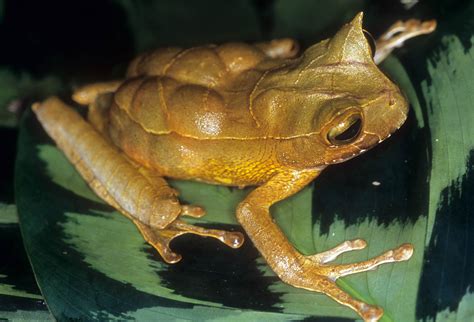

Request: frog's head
left=312, top=12, right=409, bottom=164
left=253, top=12, right=409, bottom=168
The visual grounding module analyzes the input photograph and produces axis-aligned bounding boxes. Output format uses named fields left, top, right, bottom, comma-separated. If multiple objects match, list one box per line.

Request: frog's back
left=113, top=43, right=277, bottom=139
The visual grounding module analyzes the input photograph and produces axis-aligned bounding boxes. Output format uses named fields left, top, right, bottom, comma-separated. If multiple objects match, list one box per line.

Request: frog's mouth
left=360, top=88, right=409, bottom=147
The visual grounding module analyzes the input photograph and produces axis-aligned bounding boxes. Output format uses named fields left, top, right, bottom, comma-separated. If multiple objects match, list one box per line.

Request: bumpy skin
left=33, top=13, right=435, bottom=322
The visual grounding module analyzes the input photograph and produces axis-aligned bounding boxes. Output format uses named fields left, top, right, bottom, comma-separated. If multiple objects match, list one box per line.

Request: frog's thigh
left=33, top=97, right=182, bottom=227
left=133, top=165, right=206, bottom=218
left=236, top=169, right=413, bottom=322
left=33, top=97, right=244, bottom=263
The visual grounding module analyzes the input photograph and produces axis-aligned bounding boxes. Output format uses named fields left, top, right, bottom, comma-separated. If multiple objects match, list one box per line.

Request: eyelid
left=321, top=108, right=363, bottom=146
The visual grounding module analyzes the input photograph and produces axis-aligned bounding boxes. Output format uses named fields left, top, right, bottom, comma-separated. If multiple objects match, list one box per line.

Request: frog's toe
left=156, top=246, right=183, bottom=264
left=392, top=243, right=414, bottom=261
left=133, top=219, right=184, bottom=263
left=320, top=280, right=384, bottom=322
left=325, top=242, right=414, bottom=280
left=133, top=218, right=244, bottom=264
left=282, top=241, right=413, bottom=321
left=173, top=220, right=245, bottom=249
left=181, top=205, right=206, bottom=218
left=307, top=238, right=367, bottom=264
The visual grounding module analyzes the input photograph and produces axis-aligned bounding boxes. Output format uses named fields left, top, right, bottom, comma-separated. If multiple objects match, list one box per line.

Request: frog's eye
left=363, top=30, right=376, bottom=59
left=326, top=114, right=363, bottom=146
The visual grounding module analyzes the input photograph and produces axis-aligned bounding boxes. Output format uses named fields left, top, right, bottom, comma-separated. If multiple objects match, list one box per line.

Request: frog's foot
left=307, top=238, right=368, bottom=264
left=297, top=241, right=413, bottom=321
left=72, top=80, right=123, bottom=105
left=374, top=18, right=436, bottom=64
left=256, top=38, right=300, bottom=58
left=180, top=205, right=206, bottom=218
left=133, top=218, right=244, bottom=264
left=306, top=240, right=413, bottom=277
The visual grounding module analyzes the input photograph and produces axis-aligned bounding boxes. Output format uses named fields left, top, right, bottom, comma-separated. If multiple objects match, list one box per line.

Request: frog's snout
left=388, top=88, right=409, bottom=131
left=355, top=88, right=409, bottom=150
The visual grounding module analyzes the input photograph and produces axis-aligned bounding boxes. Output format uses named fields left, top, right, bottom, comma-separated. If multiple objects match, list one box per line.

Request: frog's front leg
left=236, top=169, right=413, bottom=322
left=72, top=80, right=123, bottom=105
left=33, top=97, right=244, bottom=264
left=374, top=19, right=436, bottom=64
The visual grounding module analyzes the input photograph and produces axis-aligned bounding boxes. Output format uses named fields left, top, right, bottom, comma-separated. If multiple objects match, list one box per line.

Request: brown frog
left=33, top=13, right=435, bottom=321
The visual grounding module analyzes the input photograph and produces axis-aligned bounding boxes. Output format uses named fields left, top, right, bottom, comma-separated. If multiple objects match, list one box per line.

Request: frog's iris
left=327, top=114, right=362, bottom=145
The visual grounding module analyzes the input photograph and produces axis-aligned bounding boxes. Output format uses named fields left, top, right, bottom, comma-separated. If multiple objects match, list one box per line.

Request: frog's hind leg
left=33, top=97, right=244, bottom=264
left=134, top=219, right=244, bottom=263
left=374, top=19, right=436, bottom=64
left=132, top=165, right=244, bottom=263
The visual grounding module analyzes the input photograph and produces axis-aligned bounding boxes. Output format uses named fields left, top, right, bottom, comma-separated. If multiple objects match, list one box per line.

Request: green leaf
left=422, top=34, right=474, bottom=243
left=0, top=204, right=37, bottom=300
left=408, top=2, right=474, bottom=320
left=0, top=203, right=51, bottom=320
left=0, top=203, right=17, bottom=225
left=432, top=291, right=474, bottom=322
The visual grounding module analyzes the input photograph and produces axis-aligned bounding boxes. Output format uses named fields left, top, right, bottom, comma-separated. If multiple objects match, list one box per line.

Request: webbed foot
left=133, top=215, right=244, bottom=264
left=374, top=18, right=436, bottom=64
left=294, top=241, right=413, bottom=322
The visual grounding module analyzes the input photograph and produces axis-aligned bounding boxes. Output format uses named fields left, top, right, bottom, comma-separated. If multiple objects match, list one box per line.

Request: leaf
left=0, top=203, right=51, bottom=320
left=408, top=2, right=474, bottom=320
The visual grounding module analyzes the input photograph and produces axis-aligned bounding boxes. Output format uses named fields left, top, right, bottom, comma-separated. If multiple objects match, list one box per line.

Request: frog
left=32, top=13, right=435, bottom=321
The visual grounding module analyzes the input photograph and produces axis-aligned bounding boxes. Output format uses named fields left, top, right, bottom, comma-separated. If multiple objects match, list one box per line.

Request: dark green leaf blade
left=0, top=203, right=52, bottom=321
left=405, top=2, right=474, bottom=320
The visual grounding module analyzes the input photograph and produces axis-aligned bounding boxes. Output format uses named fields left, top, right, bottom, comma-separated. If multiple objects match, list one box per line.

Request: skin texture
left=33, top=13, right=435, bottom=321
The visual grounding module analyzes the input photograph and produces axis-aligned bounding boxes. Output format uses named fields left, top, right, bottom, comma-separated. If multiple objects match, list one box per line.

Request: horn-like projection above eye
left=325, top=12, right=373, bottom=64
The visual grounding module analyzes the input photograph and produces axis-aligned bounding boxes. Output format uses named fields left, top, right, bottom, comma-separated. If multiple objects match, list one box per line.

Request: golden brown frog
left=33, top=13, right=435, bottom=321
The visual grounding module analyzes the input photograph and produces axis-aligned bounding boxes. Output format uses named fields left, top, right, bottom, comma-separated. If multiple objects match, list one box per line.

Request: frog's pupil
left=334, top=118, right=362, bottom=142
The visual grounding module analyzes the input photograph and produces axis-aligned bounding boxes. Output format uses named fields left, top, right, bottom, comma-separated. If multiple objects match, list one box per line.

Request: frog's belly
left=166, top=138, right=279, bottom=186
left=109, top=112, right=279, bottom=187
